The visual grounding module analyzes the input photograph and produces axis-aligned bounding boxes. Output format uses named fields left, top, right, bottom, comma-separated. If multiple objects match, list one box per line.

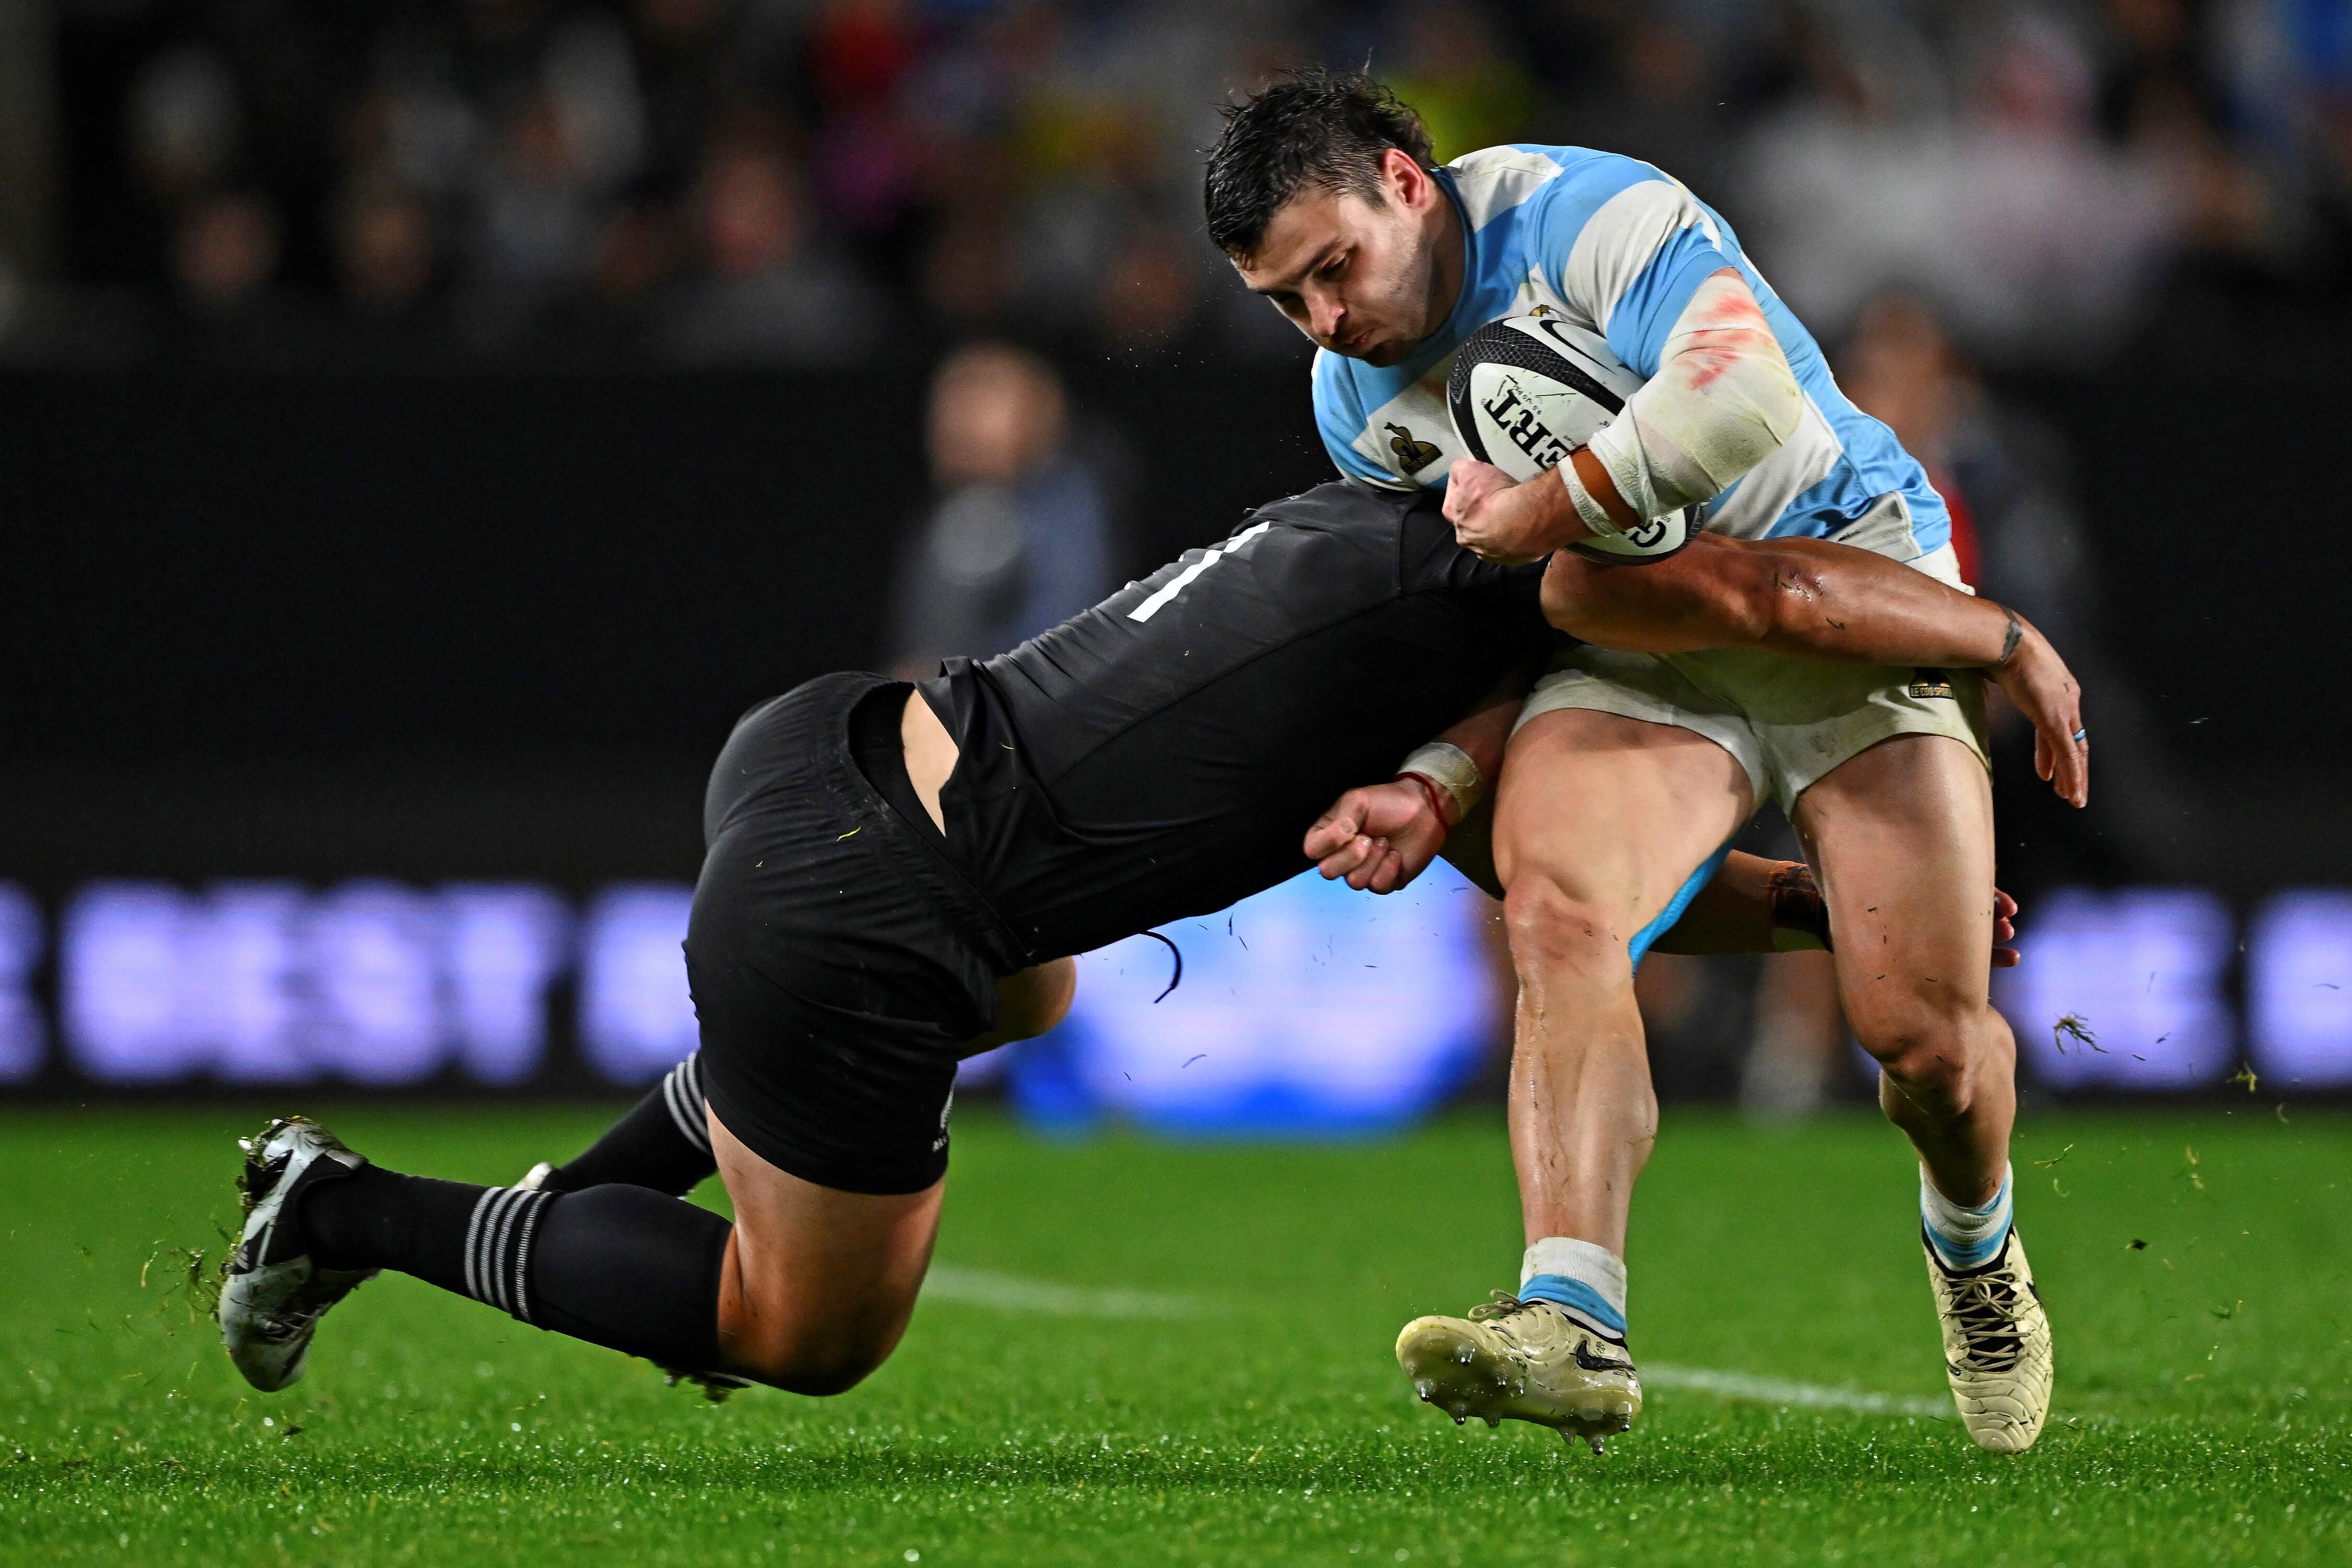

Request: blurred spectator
left=330, top=180, right=444, bottom=364
left=175, top=193, right=279, bottom=310
left=890, top=342, right=1122, bottom=675
left=660, top=136, right=883, bottom=364
left=1738, top=8, right=2181, bottom=364
left=1839, top=292, right=2192, bottom=877
left=1555, top=16, right=1735, bottom=204
left=1095, top=224, right=1205, bottom=353
left=1737, top=946, right=1845, bottom=1117
left=129, top=47, right=242, bottom=205
left=804, top=0, right=926, bottom=257
left=336, top=182, right=437, bottom=310
left=472, top=93, right=606, bottom=287
left=919, top=204, right=1017, bottom=331
left=166, top=191, right=316, bottom=364
left=628, top=0, right=740, bottom=193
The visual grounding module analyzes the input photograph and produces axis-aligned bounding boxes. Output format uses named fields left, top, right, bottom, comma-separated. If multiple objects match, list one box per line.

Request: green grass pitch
left=2, top=1103, right=2346, bottom=1565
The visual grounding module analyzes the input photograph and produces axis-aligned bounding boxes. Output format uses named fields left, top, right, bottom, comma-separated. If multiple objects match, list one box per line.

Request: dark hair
left=1203, top=66, right=1435, bottom=259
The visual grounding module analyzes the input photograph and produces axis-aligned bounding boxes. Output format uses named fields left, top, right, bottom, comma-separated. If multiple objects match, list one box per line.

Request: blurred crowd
left=8, top=0, right=2352, bottom=370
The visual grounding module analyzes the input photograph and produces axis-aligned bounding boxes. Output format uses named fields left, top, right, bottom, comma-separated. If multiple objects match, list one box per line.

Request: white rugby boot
left=218, top=1117, right=376, bottom=1393
left=515, top=1161, right=559, bottom=1192
left=1396, top=1292, right=1641, bottom=1452
left=1924, top=1227, right=2054, bottom=1452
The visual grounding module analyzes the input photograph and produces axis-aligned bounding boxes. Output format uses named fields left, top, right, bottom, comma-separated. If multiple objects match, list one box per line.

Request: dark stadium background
left=5, top=0, right=2351, bottom=1103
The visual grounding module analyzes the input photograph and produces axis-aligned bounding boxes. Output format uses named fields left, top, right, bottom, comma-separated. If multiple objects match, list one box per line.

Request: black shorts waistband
left=710, top=672, right=1030, bottom=976
left=847, top=682, right=951, bottom=857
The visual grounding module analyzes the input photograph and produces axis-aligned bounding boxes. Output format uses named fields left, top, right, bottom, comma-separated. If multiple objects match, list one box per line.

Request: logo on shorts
left=1385, top=422, right=1442, bottom=474
left=1909, top=668, right=1956, bottom=700
left=932, top=1089, right=954, bottom=1153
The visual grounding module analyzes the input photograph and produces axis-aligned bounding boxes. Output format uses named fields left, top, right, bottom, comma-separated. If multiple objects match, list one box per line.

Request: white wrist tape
left=1583, top=270, right=1802, bottom=521
left=1561, top=457, right=1624, bottom=540
left=1397, top=741, right=1484, bottom=824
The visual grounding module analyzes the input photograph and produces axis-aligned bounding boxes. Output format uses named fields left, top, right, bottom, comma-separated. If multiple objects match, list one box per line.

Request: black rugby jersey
left=914, top=481, right=1563, bottom=964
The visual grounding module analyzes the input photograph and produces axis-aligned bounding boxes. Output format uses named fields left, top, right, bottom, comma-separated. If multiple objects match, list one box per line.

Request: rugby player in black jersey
left=215, top=481, right=2081, bottom=1410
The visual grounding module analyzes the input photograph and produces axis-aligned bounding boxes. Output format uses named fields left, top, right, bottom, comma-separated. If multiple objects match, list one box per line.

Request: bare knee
left=750, top=1345, right=886, bottom=1398
left=718, top=1259, right=917, bottom=1396
left=720, top=1292, right=902, bottom=1396
left=1861, top=1004, right=1991, bottom=1119
left=1503, top=877, right=1631, bottom=987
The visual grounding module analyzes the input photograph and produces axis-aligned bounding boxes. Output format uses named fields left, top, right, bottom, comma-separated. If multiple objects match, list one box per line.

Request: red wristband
left=1397, top=771, right=1456, bottom=833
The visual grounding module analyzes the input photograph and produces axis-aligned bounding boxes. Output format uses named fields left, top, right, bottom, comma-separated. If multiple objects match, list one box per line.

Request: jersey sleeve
left=1394, top=497, right=1559, bottom=650
left=1529, top=157, right=1741, bottom=379
left=1311, top=349, right=1418, bottom=490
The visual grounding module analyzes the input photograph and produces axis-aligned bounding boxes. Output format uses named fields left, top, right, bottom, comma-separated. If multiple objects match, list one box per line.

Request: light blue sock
left=1920, top=1164, right=2013, bottom=1270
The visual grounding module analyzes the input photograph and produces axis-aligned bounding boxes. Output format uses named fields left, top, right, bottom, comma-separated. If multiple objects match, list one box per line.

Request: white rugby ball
left=1446, top=314, right=1697, bottom=561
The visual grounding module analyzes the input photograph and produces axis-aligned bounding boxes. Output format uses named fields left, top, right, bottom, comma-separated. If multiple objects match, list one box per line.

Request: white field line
left=921, top=1265, right=1200, bottom=1319
left=1644, top=1364, right=1949, bottom=1420
left=921, top=1267, right=1949, bottom=1416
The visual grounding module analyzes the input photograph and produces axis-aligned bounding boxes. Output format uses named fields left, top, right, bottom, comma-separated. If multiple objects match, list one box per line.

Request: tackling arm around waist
left=1537, top=531, right=2032, bottom=672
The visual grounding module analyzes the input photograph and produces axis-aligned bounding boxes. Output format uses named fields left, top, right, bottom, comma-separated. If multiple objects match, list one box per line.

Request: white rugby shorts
left=1515, top=540, right=1990, bottom=814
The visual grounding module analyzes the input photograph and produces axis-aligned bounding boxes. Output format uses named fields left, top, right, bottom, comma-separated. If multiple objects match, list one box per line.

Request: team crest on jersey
left=1385, top=423, right=1443, bottom=473
left=1908, top=668, right=1956, bottom=700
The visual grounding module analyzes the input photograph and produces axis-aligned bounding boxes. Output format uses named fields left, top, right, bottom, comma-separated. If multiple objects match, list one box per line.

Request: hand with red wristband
left=1302, top=774, right=1454, bottom=893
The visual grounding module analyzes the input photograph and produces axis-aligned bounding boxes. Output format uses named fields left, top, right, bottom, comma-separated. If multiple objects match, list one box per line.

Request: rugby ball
left=1446, top=314, right=1697, bottom=561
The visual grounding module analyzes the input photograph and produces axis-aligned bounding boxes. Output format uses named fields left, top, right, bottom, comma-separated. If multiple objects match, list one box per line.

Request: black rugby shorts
left=685, top=672, right=1023, bottom=1194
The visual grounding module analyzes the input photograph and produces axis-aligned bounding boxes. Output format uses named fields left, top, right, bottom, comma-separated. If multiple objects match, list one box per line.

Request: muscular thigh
left=1793, top=733, right=1998, bottom=1036
left=1494, top=708, right=1754, bottom=928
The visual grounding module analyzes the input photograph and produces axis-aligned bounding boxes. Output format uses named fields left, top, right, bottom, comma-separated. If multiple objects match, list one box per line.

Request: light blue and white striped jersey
left=1311, top=145, right=1953, bottom=568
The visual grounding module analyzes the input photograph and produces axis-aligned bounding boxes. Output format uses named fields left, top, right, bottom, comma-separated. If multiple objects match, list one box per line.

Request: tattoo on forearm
left=1994, top=610, right=2023, bottom=670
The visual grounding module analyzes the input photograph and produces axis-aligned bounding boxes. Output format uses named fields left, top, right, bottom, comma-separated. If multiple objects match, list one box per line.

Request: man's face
left=1232, top=151, right=1452, bottom=367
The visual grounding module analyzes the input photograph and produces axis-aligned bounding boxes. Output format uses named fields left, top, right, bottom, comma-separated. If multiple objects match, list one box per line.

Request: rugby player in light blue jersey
left=1208, top=68, right=2085, bottom=1455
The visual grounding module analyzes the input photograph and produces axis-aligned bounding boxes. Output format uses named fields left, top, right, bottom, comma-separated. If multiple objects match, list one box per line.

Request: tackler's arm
left=1301, top=663, right=1531, bottom=895
left=1538, top=533, right=2088, bottom=807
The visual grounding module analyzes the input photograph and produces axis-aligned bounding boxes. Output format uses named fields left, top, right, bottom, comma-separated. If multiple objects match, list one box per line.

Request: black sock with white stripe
left=300, top=1166, right=731, bottom=1371
left=545, top=1052, right=716, bottom=1196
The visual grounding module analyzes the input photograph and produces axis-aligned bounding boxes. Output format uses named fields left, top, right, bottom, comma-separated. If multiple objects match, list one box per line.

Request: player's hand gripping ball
left=1446, top=314, right=1695, bottom=562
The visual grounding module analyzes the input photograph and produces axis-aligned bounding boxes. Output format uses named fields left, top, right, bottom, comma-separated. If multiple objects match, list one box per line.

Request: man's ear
left=1383, top=147, right=1431, bottom=208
